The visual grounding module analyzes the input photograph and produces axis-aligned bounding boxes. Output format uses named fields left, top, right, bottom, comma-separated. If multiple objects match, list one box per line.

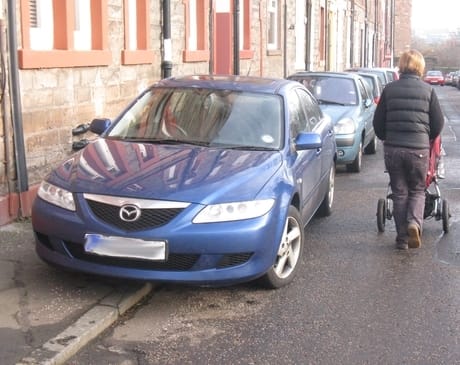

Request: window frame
left=183, top=0, right=209, bottom=62
left=121, top=0, right=155, bottom=65
left=239, top=0, right=254, bottom=59
left=267, top=0, right=280, bottom=52
left=19, top=0, right=111, bottom=69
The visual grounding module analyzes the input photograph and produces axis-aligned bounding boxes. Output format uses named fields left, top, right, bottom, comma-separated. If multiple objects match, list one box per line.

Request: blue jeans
left=384, top=145, right=429, bottom=244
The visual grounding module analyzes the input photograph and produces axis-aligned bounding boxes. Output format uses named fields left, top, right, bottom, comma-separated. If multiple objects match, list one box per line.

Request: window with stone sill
left=239, top=0, right=254, bottom=59
left=267, top=0, right=279, bottom=51
left=122, top=0, right=155, bottom=65
left=183, top=0, right=209, bottom=62
left=19, top=0, right=110, bottom=69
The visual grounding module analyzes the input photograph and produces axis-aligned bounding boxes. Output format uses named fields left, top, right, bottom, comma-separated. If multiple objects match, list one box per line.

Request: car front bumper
left=334, top=134, right=359, bottom=164
left=32, top=196, right=285, bottom=286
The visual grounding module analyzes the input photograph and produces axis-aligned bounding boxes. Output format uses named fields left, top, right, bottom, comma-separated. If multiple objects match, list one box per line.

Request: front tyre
left=364, top=135, right=377, bottom=154
left=346, top=140, right=363, bottom=172
left=259, top=206, right=304, bottom=289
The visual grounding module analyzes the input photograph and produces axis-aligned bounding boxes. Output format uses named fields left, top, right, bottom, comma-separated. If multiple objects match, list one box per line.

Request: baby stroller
left=376, top=135, right=450, bottom=233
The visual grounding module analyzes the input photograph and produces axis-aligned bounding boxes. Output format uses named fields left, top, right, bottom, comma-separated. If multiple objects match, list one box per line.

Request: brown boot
left=408, top=223, right=421, bottom=248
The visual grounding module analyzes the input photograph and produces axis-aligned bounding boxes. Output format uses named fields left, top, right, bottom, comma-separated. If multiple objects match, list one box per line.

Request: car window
left=287, top=90, right=308, bottom=138
left=108, top=88, right=283, bottom=149
left=295, top=88, right=322, bottom=131
left=293, top=76, right=357, bottom=105
left=356, top=79, right=370, bottom=103
left=359, top=76, right=375, bottom=97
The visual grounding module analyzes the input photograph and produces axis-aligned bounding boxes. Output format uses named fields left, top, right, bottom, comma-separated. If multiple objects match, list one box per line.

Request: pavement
left=0, top=220, right=153, bottom=365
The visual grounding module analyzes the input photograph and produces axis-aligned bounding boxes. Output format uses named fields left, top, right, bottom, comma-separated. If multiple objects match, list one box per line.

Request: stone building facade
left=0, top=0, right=410, bottom=225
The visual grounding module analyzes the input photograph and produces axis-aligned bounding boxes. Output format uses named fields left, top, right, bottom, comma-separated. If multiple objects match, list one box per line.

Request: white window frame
left=127, top=0, right=138, bottom=50
left=267, top=0, right=279, bottom=50
left=74, top=0, right=92, bottom=50
left=29, top=0, right=54, bottom=50
left=188, top=0, right=198, bottom=51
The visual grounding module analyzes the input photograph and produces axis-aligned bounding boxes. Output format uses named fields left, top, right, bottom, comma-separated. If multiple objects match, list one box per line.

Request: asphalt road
left=66, top=85, right=460, bottom=365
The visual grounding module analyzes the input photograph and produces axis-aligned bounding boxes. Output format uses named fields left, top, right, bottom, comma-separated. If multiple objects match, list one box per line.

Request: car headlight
left=37, top=181, right=76, bottom=211
left=334, top=118, right=356, bottom=134
left=192, top=199, right=275, bottom=223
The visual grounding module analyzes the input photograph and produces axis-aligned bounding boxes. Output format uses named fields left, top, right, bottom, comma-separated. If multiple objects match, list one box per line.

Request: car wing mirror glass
left=90, top=118, right=112, bottom=135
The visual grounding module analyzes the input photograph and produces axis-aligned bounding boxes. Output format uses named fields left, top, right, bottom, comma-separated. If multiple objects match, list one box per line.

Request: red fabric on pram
left=426, top=135, right=442, bottom=188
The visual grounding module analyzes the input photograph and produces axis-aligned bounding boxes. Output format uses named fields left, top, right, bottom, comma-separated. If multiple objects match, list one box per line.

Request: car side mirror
left=364, top=98, right=373, bottom=108
left=89, top=118, right=111, bottom=135
left=295, top=132, right=322, bottom=151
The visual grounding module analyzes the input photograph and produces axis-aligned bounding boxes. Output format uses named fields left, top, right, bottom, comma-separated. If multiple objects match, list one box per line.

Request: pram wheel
left=442, top=199, right=450, bottom=233
left=377, top=198, right=386, bottom=232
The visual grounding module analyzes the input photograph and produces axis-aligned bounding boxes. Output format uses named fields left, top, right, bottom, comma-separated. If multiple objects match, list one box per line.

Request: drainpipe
left=7, top=0, right=28, bottom=210
left=390, top=0, right=395, bottom=67
left=350, top=0, right=354, bottom=67
left=283, top=0, right=287, bottom=77
left=161, top=0, right=172, bottom=78
left=0, top=17, right=15, bottom=217
left=233, top=0, right=240, bottom=75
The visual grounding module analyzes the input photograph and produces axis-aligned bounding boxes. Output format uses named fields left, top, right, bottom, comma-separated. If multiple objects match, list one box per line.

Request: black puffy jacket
left=373, top=73, right=444, bottom=149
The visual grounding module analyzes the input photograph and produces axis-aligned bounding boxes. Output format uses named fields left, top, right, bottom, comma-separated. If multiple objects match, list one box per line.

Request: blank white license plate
left=84, top=234, right=167, bottom=261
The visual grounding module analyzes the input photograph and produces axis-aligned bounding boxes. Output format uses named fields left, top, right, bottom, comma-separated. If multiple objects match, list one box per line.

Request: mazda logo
left=119, top=204, right=141, bottom=222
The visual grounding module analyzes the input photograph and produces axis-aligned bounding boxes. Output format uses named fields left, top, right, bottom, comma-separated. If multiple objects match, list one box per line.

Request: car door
left=356, top=78, right=376, bottom=147
left=287, top=88, right=322, bottom=220
left=296, top=88, right=334, bottom=181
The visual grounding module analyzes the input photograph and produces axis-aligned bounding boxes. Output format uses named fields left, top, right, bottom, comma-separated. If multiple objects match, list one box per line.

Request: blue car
left=288, top=72, right=377, bottom=172
left=32, top=75, right=336, bottom=288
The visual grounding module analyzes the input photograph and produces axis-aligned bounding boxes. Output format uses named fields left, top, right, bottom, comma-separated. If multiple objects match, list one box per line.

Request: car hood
left=47, top=139, right=282, bottom=204
left=319, top=105, right=358, bottom=124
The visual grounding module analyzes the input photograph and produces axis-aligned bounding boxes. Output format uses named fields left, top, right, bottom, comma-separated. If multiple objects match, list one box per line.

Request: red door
left=214, top=0, right=233, bottom=75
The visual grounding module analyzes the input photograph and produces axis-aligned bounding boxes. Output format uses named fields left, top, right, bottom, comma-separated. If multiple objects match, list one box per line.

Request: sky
left=412, top=0, right=460, bottom=31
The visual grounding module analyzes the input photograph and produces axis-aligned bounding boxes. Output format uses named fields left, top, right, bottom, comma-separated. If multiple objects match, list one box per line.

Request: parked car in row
left=450, top=71, right=460, bottom=88
left=350, top=71, right=384, bottom=104
left=31, top=75, right=337, bottom=289
left=423, top=70, right=445, bottom=86
left=346, top=67, right=389, bottom=87
left=444, top=72, right=454, bottom=86
left=288, top=71, right=376, bottom=172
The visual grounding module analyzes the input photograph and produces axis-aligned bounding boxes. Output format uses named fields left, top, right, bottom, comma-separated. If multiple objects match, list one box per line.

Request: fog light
left=337, top=150, right=345, bottom=157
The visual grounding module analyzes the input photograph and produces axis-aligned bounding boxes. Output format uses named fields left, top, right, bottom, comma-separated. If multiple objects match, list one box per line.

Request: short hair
left=398, top=49, right=425, bottom=77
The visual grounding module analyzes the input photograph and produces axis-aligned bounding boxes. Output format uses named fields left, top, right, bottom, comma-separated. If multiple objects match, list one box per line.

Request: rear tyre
left=317, top=164, right=335, bottom=217
left=259, top=206, right=304, bottom=289
left=377, top=198, right=386, bottom=232
left=442, top=199, right=450, bottom=233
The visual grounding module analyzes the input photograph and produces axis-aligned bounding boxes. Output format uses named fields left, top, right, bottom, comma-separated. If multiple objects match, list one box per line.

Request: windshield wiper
left=218, top=145, right=276, bottom=151
left=317, top=99, right=347, bottom=106
left=108, top=137, right=211, bottom=147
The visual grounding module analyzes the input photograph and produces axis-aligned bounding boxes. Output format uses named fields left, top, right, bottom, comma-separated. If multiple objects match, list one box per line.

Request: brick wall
left=394, top=0, right=412, bottom=57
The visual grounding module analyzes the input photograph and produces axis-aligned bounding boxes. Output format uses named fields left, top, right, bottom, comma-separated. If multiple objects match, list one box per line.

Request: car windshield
left=107, top=87, right=283, bottom=149
left=427, top=71, right=442, bottom=76
left=292, top=76, right=358, bottom=105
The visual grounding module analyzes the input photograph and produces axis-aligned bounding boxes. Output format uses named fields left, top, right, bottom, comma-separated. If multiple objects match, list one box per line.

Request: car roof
left=288, top=71, right=361, bottom=80
left=155, top=74, right=296, bottom=94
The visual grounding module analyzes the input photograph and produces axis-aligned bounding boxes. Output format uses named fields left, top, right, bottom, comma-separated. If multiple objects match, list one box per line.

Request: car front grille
left=86, top=199, right=184, bottom=232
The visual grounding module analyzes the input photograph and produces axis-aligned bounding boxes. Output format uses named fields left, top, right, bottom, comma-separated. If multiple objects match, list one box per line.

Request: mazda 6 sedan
left=32, top=75, right=336, bottom=289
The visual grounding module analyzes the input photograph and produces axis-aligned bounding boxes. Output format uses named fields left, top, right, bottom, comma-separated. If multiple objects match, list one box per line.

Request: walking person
left=373, top=49, right=445, bottom=250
